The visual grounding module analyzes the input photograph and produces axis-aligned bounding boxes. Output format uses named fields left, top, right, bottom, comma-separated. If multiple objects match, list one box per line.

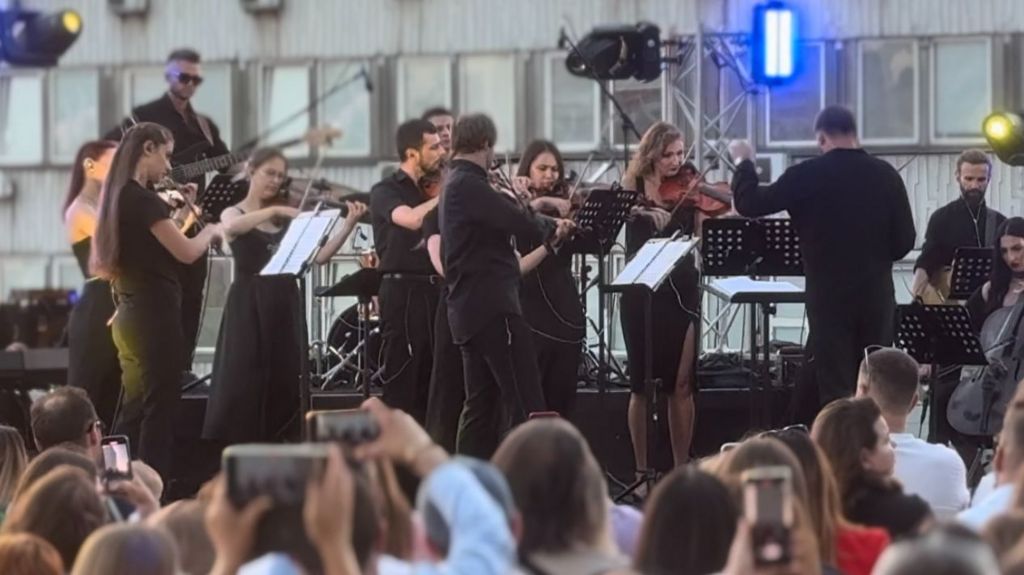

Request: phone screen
left=100, top=436, right=132, bottom=480
left=225, top=444, right=329, bottom=508
left=743, top=467, right=792, bottom=566
left=308, top=410, right=379, bottom=445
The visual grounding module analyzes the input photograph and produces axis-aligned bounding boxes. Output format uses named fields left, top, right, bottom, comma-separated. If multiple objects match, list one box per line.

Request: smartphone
left=742, top=466, right=793, bottom=566
left=100, top=435, right=133, bottom=482
left=305, top=409, right=379, bottom=446
left=223, top=443, right=329, bottom=508
left=528, top=411, right=560, bottom=419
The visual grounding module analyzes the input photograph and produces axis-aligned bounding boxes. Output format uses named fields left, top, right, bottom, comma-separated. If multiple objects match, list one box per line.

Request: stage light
left=564, top=22, right=662, bottom=82
left=0, top=7, right=82, bottom=67
left=983, top=112, right=1024, bottom=166
left=752, top=1, right=798, bottom=85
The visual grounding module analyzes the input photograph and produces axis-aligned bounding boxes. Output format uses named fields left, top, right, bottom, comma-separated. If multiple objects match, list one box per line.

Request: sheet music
left=261, top=210, right=340, bottom=276
left=613, top=238, right=698, bottom=291
left=710, top=277, right=803, bottom=299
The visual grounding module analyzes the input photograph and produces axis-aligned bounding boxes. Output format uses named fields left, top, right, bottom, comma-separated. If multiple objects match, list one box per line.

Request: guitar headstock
left=304, top=126, right=344, bottom=148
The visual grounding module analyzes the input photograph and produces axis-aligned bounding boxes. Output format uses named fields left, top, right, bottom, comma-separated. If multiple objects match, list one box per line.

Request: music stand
left=950, top=247, right=992, bottom=301
left=702, top=217, right=804, bottom=277
left=261, top=207, right=341, bottom=438
left=198, top=174, right=247, bottom=223
left=605, top=235, right=699, bottom=501
left=315, top=268, right=381, bottom=397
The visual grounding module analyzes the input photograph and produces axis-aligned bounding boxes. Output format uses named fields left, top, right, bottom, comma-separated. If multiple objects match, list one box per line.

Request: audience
left=491, top=418, right=629, bottom=575
left=982, top=509, right=1024, bottom=566
left=29, top=387, right=103, bottom=460
left=960, top=399, right=1024, bottom=530
left=1, top=466, right=107, bottom=568
left=633, top=465, right=736, bottom=575
left=147, top=499, right=215, bottom=575
left=0, top=532, right=65, bottom=575
left=71, top=523, right=178, bottom=575
left=11, top=447, right=97, bottom=502
left=855, top=347, right=970, bottom=518
left=872, top=524, right=1000, bottom=575
left=812, top=397, right=932, bottom=539
left=0, top=424, right=28, bottom=520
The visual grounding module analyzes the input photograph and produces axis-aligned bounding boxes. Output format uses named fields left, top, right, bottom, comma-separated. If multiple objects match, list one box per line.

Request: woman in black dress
left=203, top=147, right=366, bottom=443
left=92, top=122, right=225, bottom=479
left=63, top=140, right=119, bottom=425
left=620, top=121, right=703, bottom=471
left=511, top=140, right=585, bottom=417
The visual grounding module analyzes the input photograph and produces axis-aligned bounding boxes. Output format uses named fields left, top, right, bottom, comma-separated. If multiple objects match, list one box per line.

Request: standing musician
left=729, top=106, right=917, bottom=414
left=91, top=122, right=224, bottom=480
left=912, top=149, right=1005, bottom=451
left=369, top=119, right=445, bottom=423
left=203, top=148, right=366, bottom=444
left=620, top=122, right=725, bottom=472
left=422, top=107, right=454, bottom=154
left=63, top=140, right=119, bottom=426
left=440, top=114, right=573, bottom=458
left=511, top=140, right=586, bottom=417
left=105, top=48, right=230, bottom=385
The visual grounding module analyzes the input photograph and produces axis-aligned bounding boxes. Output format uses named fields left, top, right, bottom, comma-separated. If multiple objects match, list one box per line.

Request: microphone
left=360, top=65, right=374, bottom=92
left=558, top=27, right=568, bottom=49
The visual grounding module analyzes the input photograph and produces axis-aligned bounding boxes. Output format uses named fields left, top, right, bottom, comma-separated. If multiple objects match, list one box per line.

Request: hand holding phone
left=100, top=435, right=133, bottom=482
left=305, top=409, right=380, bottom=446
left=742, top=466, right=793, bottom=567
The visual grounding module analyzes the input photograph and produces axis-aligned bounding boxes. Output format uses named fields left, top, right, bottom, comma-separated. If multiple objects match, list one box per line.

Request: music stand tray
left=894, top=304, right=986, bottom=366
left=567, top=184, right=639, bottom=255
left=199, top=174, right=247, bottom=223
left=315, top=268, right=381, bottom=301
left=949, top=247, right=992, bottom=301
left=702, top=217, right=803, bottom=277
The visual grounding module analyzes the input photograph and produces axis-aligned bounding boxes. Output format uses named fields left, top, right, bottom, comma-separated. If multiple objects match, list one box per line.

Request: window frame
left=764, top=41, right=827, bottom=148
left=457, top=52, right=520, bottom=153
left=395, top=55, right=452, bottom=123
left=542, top=51, right=602, bottom=153
left=0, top=70, right=46, bottom=167
left=609, top=74, right=667, bottom=146
left=257, top=61, right=314, bottom=160
left=47, top=66, right=101, bottom=165
left=317, top=59, right=374, bottom=158
left=857, top=38, right=921, bottom=146
left=929, top=36, right=993, bottom=146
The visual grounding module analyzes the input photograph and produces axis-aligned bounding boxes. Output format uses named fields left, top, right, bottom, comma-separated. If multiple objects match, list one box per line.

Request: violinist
left=620, top=121, right=703, bottom=474
left=203, top=147, right=366, bottom=443
left=91, top=122, right=225, bottom=480
left=369, top=119, right=446, bottom=423
left=511, top=140, right=586, bottom=417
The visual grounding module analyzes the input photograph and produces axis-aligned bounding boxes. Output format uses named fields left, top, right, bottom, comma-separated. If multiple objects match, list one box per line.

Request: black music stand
left=315, top=268, right=381, bottom=397
left=199, top=174, right=247, bottom=223
left=950, top=247, right=992, bottom=301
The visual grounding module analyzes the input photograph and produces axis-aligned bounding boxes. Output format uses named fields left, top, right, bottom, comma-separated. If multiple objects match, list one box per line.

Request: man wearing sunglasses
left=106, top=48, right=231, bottom=390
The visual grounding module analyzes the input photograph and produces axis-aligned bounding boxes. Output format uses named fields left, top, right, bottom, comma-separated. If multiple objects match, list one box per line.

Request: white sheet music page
left=612, top=238, right=698, bottom=290
left=260, top=209, right=340, bottom=276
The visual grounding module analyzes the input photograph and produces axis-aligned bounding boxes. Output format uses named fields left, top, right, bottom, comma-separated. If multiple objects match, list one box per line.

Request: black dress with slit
left=66, top=238, right=121, bottom=426
left=203, top=216, right=303, bottom=444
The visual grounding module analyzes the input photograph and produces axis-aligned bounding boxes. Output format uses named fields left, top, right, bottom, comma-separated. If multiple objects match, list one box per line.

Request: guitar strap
left=984, top=206, right=998, bottom=247
left=193, top=111, right=215, bottom=149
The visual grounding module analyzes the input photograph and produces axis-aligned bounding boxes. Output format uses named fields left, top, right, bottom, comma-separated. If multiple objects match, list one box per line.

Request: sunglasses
left=174, top=72, right=204, bottom=86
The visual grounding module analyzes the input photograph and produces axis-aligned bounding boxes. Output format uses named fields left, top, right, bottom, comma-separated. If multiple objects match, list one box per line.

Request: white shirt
left=959, top=483, right=1015, bottom=530
left=891, top=433, right=970, bottom=520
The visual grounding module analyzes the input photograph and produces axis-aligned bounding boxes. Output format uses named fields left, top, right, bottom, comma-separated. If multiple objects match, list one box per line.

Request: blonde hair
left=628, top=121, right=683, bottom=180
left=71, top=524, right=178, bottom=575
left=0, top=425, right=28, bottom=508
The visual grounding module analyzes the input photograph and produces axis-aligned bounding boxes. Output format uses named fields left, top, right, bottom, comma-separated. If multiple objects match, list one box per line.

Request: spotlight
left=565, top=22, right=662, bottom=82
left=983, top=112, right=1024, bottom=166
left=752, top=1, right=799, bottom=85
left=0, top=7, right=82, bottom=67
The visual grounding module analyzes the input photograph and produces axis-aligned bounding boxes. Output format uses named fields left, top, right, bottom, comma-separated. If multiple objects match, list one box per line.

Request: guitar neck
left=170, top=135, right=306, bottom=181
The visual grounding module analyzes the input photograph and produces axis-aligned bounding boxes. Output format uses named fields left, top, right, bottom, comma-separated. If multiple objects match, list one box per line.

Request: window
left=543, top=53, right=601, bottom=151
left=459, top=54, right=517, bottom=152
left=0, top=73, right=43, bottom=165
left=765, top=43, right=826, bottom=146
left=319, top=61, right=373, bottom=157
left=931, top=38, right=992, bottom=143
left=123, top=64, right=233, bottom=147
left=50, top=68, right=100, bottom=163
left=610, top=77, right=663, bottom=146
left=261, top=64, right=311, bottom=158
left=396, top=56, right=451, bottom=123
left=858, top=40, right=918, bottom=144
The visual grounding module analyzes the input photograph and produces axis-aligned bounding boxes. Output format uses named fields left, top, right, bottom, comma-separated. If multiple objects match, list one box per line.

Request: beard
left=961, top=186, right=985, bottom=207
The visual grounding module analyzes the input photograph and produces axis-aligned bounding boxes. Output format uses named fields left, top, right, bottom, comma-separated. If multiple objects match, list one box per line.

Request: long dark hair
left=987, top=217, right=1024, bottom=315
left=91, top=123, right=173, bottom=280
left=812, top=397, right=890, bottom=504
left=63, top=141, right=117, bottom=213
left=516, top=139, right=565, bottom=194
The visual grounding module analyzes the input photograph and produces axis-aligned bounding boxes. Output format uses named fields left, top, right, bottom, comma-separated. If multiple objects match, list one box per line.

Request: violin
left=657, top=167, right=731, bottom=217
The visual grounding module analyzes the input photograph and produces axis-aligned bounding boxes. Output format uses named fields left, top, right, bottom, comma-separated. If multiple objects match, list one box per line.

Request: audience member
left=1, top=466, right=107, bottom=568
left=872, top=524, right=999, bottom=575
left=813, top=397, right=932, bottom=539
left=633, top=465, right=737, bottom=575
left=0, top=533, right=64, bottom=575
left=132, top=460, right=165, bottom=502
left=29, top=387, right=102, bottom=460
left=492, top=418, right=629, bottom=575
left=855, top=347, right=969, bottom=518
left=981, top=510, right=1024, bottom=566
left=770, top=428, right=890, bottom=575
left=71, top=523, right=178, bottom=575
left=147, top=500, right=215, bottom=575
left=0, top=425, right=28, bottom=519
left=10, top=448, right=97, bottom=504
left=959, top=401, right=1024, bottom=530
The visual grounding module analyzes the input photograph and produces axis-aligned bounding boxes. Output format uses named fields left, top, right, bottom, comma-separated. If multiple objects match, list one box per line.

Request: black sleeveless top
left=72, top=238, right=93, bottom=278
left=227, top=209, right=288, bottom=277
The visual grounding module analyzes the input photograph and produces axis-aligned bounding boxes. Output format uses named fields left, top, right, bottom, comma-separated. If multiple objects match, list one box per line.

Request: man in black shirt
left=369, top=119, right=445, bottom=423
left=439, top=114, right=567, bottom=458
left=911, top=149, right=1005, bottom=451
left=105, top=48, right=230, bottom=381
left=730, top=106, right=917, bottom=413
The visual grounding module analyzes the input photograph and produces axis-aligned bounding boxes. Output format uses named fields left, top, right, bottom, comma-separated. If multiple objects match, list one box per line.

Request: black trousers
left=806, top=283, right=896, bottom=407
left=456, top=314, right=545, bottom=459
left=111, top=286, right=185, bottom=481
left=378, top=277, right=440, bottom=424
left=179, top=253, right=208, bottom=371
left=425, top=293, right=465, bottom=453
left=534, top=334, right=581, bottom=417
